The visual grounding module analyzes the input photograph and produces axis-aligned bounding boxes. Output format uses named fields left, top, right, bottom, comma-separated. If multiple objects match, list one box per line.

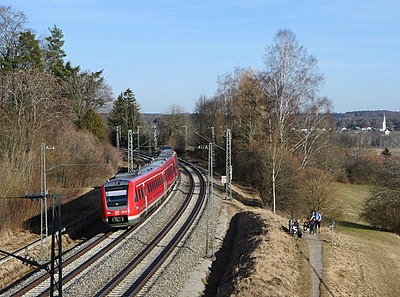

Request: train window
left=135, top=186, right=145, bottom=201
left=105, top=185, right=128, bottom=207
left=138, top=188, right=141, bottom=199
left=134, top=189, right=139, bottom=202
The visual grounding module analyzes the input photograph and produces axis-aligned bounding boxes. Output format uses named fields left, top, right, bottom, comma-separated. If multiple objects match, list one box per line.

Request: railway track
left=2, top=159, right=207, bottom=297
left=0, top=209, right=99, bottom=267
left=96, top=159, right=206, bottom=296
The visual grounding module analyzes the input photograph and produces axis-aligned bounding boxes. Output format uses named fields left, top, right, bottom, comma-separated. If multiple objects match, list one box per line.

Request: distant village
left=334, top=110, right=400, bottom=132
left=334, top=112, right=400, bottom=149
left=339, top=114, right=391, bottom=136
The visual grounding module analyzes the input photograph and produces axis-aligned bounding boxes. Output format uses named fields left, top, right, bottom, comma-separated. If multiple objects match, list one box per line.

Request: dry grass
left=321, top=183, right=400, bottom=296
left=211, top=183, right=312, bottom=297
left=229, top=209, right=311, bottom=297
left=0, top=187, right=102, bottom=290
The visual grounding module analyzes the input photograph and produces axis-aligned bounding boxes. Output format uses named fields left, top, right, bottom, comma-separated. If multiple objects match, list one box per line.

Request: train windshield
left=105, top=185, right=128, bottom=207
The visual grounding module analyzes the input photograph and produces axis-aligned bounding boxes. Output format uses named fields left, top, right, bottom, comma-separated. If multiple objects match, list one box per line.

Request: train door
left=135, top=184, right=146, bottom=214
left=143, top=183, right=148, bottom=214
left=162, top=171, right=167, bottom=192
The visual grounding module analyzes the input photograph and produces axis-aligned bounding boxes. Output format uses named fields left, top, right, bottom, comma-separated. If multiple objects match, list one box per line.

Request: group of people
left=310, top=210, right=322, bottom=233
left=288, top=210, right=322, bottom=237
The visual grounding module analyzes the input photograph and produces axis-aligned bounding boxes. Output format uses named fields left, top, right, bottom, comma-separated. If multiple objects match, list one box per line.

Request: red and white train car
left=100, top=148, right=179, bottom=227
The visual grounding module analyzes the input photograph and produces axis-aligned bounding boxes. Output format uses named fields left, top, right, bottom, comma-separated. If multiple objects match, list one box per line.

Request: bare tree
left=0, top=70, right=71, bottom=170
left=217, top=68, right=267, bottom=149
left=290, top=97, right=334, bottom=169
left=262, top=29, right=326, bottom=213
left=66, top=70, right=113, bottom=127
left=158, top=104, right=188, bottom=150
left=0, top=6, right=28, bottom=72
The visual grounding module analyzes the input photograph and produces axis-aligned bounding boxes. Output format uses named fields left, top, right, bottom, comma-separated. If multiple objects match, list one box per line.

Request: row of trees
left=186, top=30, right=400, bottom=232
left=0, top=5, right=123, bottom=233
left=2, top=5, right=397, bottom=233
left=188, top=29, right=337, bottom=218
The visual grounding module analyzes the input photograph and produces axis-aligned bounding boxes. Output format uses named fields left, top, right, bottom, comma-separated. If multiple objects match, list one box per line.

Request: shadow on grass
left=203, top=211, right=266, bottom=297
left=23, top=187, right=107, bottom=241
left=336, top=221, right=379, bottom=231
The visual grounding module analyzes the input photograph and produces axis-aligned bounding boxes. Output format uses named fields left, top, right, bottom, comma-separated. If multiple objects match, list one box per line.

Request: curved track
left=3, top=159, right=206, bottom=297
left=96, top=160, right=206, bottom=296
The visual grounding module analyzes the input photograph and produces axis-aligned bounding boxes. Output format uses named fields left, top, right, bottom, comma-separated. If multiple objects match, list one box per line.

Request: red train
left=100, top=148, right=179, bottom=227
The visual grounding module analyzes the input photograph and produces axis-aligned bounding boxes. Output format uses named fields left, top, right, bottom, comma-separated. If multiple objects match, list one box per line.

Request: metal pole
left=210, top=143, right=214, bottom=258
left=50, top=194, right=63, bottom=297
left=50, top=195, right=55, bottom=297
left=116, top=125, right=120, bottom=149
left=207, top=142, right=215, bottom=259
left=40, top=143, right=49, bottom=263
left=153, top=126, right=157, bottom=149
left=128, top=129, right=133, bottom=172
left=184, top=126, right=187, bottom=152
left=211, top=127, right=215, bottom=167
left=137, top=126, right=140, bottom=150
left=57, top=195, right=62, bottom=296
left=225, top=129, right=232, bottom=200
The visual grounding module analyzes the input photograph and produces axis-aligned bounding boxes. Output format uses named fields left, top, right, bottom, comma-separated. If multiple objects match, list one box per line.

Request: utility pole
left=116, top=125, right=120, bottom=150
left=137, top=126, right=141, bottom=150
left=128, top=129, right=134, bottom=172
left=50, top=194, right=63, bottom=297
left=19, top=193, right=63, bottom=297
left=206, top=142, right=215, bottom=259
left=40, top=143, right=49, bottom=263
left=211, top=127, right=215, bottom=167
left=225, top=129, right=232, bottom=200
left=153, top=126, right=157, bottom=149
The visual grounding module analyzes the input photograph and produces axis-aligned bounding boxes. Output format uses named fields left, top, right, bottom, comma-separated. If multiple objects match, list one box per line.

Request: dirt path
left=303, top=232, right=323, bottom=297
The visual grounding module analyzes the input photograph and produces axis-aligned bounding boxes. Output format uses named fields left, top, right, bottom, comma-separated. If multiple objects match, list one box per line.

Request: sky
left=4, top=0, right=400, bottom=113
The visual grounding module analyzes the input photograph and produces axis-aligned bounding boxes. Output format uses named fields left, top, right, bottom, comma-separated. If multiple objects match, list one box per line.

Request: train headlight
left=136, top=206, right=140, bottom=210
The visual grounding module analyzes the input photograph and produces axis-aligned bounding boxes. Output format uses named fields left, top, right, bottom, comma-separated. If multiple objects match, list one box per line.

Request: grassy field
left=321, top=183, right=400, bottom=297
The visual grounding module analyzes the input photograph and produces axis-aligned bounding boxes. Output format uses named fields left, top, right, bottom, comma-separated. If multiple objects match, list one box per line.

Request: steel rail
left=95, top=160, right=206, bottom=296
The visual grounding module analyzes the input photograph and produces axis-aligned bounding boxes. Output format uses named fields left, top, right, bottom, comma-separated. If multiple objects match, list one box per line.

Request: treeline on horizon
left=1, top=5, right=400, bottom=235
left=332, top=110, right=400, bottom=131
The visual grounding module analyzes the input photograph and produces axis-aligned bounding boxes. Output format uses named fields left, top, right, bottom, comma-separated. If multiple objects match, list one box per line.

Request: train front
left=101, top=178, right=136, bottom=228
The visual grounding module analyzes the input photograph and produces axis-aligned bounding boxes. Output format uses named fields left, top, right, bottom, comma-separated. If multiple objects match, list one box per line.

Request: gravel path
left=303, top=232, right=323, bottom=297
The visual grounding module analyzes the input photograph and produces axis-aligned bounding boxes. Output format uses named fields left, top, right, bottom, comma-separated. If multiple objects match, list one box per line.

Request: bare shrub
left=242, top=143, right=301, bottom=214
left=345, top=150, right=384, bottom=184
left=45, top=126, right=120, bottom=189
left=0, top=126, right=120, bottom=235
left=0, top=156, right=40, bottom=233
left=298, top=167, right=342, bottom=221
left=363, top=156, right=400, bottom=233
left=362, top=188, right=400, bottom=233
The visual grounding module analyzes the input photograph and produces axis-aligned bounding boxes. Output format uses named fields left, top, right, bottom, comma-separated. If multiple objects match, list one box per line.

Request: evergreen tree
left=108, top=88, right=144, bottom=147
left=80, top=107, right=107, bottom=140
left=15, top=31, right=44, bottom=70
left=44, top=25, right=71, bottom=78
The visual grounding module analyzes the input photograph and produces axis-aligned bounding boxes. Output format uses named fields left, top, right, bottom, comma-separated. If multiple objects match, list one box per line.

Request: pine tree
left=15, top=31, right=44, bottom=70
left=80, top=108, right=107, bottom=140
left=44, top=25, right=79, bottom=78
left=108, top=88, right=144, bottom=147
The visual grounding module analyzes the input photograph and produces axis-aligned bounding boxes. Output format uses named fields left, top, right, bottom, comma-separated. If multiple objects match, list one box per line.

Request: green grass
left=323, top=183, right=400, bottom=296
left=332, top=182, right=373, bottom=225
